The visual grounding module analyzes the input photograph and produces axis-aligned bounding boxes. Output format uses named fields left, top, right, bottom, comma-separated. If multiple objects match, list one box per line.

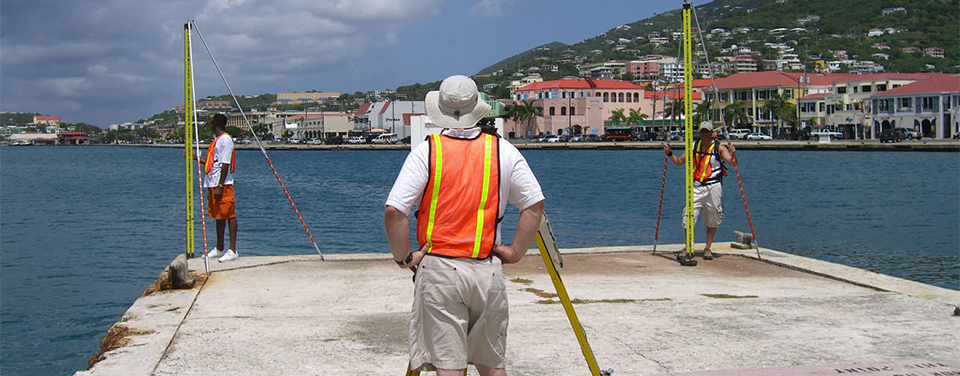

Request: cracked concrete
left=77, top=246, right=959, bottom=376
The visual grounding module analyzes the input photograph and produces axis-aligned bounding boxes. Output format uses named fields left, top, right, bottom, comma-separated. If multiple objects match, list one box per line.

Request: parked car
left=543, top=135, right=560, bottom=143
left=583, top=134, right=601, bottom=142
left=879, top=129, right=902, bottom=143
left=372, top=133, right=398, bottom=144
left=324, top=135, right=344, bottom=145
left=811, top=129, right=843, bottom=141
left=897, top=128, right=921, bottom=140
left=746, top=133, right=773, bottom=141
left=558, top=134, right=573, bottom=142
left=635, top=131, right=659, bottom=141
left=347, top=136, right=365, bottom=144
left=727, top=129, right=752, bottom=140
left=669, top=130, right=684, bottom=140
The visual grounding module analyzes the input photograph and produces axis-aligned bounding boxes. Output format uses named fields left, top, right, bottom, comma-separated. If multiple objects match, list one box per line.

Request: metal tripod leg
left=535, top=212, right=612, bottom=376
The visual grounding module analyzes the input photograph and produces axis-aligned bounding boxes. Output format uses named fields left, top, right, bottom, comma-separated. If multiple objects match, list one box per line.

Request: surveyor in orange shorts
left=199, top=113, right=238, bottom=262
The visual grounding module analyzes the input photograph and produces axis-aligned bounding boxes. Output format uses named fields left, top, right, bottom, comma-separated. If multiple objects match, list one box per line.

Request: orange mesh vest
left=205, top=133, right=236, bottom=174
left=692, top=140, right=724, bottom=183
left=416, top=133, right=501, bottom=259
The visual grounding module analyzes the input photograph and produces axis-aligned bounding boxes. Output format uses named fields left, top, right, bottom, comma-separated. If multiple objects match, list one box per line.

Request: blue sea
left=1, top=145, right=958, bottom=375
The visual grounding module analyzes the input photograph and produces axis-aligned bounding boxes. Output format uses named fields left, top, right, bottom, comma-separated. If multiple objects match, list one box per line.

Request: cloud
left=0, top=0, right=446, bottom=125
left=469, top=0, right=524, bottom=17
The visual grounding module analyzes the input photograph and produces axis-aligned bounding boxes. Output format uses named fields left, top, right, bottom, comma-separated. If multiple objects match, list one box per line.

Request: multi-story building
left=870, top=74, right=960, bottom=139
left=702, top=71, right=809, bottom=134
left=508, top=74, right=543, bottom=95
left=822, top=73, right=939, bottom=139
left=577, top=61, right=626, bottom=78
left=729, top=55, right=758, bottom=73
left=32, top=115, right=62, bottom=126
left=352, top=100, right=426, bottom=139
left=509, top=78, right=661, bottom=138
left=274, top=91, right=341, bottom=105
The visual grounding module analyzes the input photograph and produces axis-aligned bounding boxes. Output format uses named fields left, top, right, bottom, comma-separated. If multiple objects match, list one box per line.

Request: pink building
left=508, top=78, right=654, bottom=138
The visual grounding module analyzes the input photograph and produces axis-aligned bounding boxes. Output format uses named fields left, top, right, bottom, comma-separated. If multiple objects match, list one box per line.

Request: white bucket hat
left=425, top=75, right=491, bottom=129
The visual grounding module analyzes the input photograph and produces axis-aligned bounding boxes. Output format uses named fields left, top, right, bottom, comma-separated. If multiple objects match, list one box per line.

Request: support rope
left=191, top=21, right=325, bottom=260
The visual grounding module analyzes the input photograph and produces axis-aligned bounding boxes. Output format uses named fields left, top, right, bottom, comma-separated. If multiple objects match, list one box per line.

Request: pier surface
left=77, top=245, right=959, bottom=376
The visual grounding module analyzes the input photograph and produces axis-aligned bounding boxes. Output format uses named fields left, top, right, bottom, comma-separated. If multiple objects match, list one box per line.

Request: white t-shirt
left=203, top=134, right=235, bottom=188
left=385, top=128, right=544, bottom=244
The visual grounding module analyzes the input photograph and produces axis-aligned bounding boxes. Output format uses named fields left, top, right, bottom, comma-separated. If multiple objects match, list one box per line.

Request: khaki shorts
left=682, top=182, right=724, bottom=228
left=409, top=255, right=508, bottom=371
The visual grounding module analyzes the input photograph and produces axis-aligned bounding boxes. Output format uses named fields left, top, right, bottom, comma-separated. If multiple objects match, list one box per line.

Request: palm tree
left=763, top=92, right=790, bottom=137
left=664, top=98, right=685, bottom=129
left=693, top=100, right=712, bottom=126
left=510, top=100, right=542, bottom=139
left=608, top=108, right=627, bottom=125
left=627, top=108, right=648, bottom=125
left=723, top=101, right=749, bottom=130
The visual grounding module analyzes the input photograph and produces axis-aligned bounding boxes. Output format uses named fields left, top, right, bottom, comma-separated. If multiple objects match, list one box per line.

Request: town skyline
left=0, top=0, right=678, bottom=127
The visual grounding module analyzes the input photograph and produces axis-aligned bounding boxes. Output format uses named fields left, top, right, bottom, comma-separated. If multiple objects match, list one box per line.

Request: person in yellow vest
left=199, top=113, right=238, bottom=262
left=662, top=125, right=737, bottom=261
left=384, top=75, right=545, bottom=376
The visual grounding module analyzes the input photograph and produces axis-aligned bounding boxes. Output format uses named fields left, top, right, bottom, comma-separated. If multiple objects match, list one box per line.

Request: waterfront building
left=870, top=75, right=960, bottom=139
left=822, top=73, right=942, bottom=139
left=508, top=78, right=677, bottom=138
left=353, top=100, right=426, bottom=140
left=702, top=71, right=808, bottom=135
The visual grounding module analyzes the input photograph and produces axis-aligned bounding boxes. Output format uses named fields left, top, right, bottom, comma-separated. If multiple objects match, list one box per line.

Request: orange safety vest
left=416, top=133, right=500, bottom=259
left=692, top=139, right=725, bottom=183
left=205, top=133, right=236, bottom=174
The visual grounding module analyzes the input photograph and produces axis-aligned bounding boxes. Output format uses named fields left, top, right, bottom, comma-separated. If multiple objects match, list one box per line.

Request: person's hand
left=400, top=243, right=429, bottom=271
left=214, top=186, right=223, bottom=199
left=727, top=142, right=736, bottom=155
left=663, top=144, right=672, bottom=156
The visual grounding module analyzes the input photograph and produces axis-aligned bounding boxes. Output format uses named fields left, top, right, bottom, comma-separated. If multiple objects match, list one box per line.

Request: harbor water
left=1, top=145, right=958, bottom=375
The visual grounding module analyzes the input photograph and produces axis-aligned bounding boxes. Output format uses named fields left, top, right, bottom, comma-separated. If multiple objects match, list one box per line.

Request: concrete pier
left=76, top=244, right=959, bottom=376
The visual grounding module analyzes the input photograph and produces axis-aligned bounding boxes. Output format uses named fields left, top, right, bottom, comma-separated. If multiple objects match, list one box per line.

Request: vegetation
left=508, top=100, right=543, bottom=138
left=475, top=0, right=957, bottom=91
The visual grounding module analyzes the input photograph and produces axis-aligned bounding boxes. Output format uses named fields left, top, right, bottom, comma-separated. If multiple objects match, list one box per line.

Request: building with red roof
left=33, top=115, right=62, bottom=126
left=509, top=78, right=692, bottom=138
left=819, top=73, right=944, bottom=139
left=57, top=131, right=89, bottom=145
left=870, top=74, right=960, bottom=139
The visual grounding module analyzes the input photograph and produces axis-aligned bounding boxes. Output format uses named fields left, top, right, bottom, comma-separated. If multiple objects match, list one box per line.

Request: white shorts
left=409, top=255, right=508, bottom=371
left=682, top=182, right=724, bottom=229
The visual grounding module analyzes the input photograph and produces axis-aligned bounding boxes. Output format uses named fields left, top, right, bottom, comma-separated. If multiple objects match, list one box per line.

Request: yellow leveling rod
left=406, top=212, right=609, bottom=376
left=535, top=212, right=612, bottom=376
left=682, top=0, right=696, bottom=261
left=183, top=21, right=195, bottom=260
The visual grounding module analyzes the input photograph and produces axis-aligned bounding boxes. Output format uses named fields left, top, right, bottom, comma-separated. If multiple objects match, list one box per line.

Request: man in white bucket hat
left=385, top=75, right=545, bottom=375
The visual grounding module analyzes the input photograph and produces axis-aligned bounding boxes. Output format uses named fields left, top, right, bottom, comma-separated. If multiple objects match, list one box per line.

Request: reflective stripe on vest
left=417, top=133, right=500, bottom=259
left=693, top=140, right=719, bottom=183
left=205, top=133, right=236, bottom=174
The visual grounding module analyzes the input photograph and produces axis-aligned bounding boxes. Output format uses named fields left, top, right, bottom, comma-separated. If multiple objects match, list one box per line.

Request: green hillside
left=477, top=0, right=958, bottom=79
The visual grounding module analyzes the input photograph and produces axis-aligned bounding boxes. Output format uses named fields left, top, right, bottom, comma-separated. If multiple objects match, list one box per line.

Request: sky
left=1, top=0, right=681, bottom=127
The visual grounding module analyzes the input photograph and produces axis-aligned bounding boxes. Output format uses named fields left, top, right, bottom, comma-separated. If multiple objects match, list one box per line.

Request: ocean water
left=1, top=145, right=957, bottom=375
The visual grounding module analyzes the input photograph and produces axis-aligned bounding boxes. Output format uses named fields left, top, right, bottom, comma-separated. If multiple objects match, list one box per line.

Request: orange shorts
left=207, top=185, right=236, bottom=220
